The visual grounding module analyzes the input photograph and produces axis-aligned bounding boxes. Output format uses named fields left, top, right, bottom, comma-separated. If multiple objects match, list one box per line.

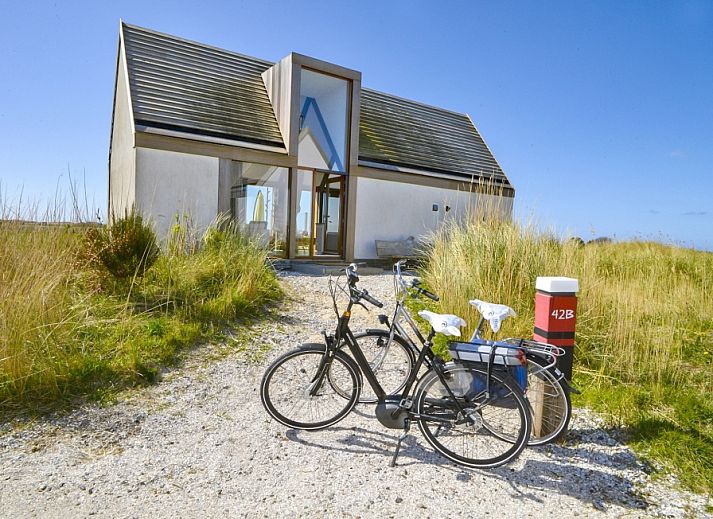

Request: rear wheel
left=415, top=364, right=531, bottom=469
left=525, top=355, right=571, bottom=445
left=332, top=330, right=414, bottom=404
left=260, top=344, right=361, bottom=430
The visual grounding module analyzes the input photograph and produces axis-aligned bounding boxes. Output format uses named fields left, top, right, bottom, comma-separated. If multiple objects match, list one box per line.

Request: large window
left=294, top=169, right=345, bottom=257
left=230, top=163, right=288, bottom=257
left=298, top=69, right=350, bottom=172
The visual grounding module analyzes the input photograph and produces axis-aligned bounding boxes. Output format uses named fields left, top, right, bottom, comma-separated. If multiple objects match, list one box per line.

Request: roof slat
left=121, top=23, right=509, bottom=186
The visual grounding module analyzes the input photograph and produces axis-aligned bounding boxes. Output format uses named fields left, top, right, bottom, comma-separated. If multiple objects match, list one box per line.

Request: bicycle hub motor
left=375, top=397, right=408, bottom=429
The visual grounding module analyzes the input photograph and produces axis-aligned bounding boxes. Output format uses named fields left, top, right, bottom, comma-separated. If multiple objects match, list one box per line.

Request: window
left=298, top=69, right=350, bottom=172
left=230, top=163, right=289, bottom=257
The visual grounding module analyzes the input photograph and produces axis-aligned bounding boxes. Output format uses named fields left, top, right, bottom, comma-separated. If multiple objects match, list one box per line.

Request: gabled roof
left=119, top=23, right=510, bottom=187
left=359, top=90, right=507, bottom=184
left=122, top=23, right=283, bottom=149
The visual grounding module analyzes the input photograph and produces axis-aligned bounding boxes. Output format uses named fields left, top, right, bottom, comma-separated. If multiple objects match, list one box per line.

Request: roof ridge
left=361, top=87, right=468, bottom=119
left=121, top=21, right=275, bottom=67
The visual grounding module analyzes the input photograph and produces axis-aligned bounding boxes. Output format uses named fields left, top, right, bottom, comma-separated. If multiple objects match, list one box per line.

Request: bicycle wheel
left=415, top=364, right=531, bottom=469
left=525, top=355, right=571, bottom=446
left=260, top=344, right=362, bottom=430
left=332, top=330, right=415, bottom=404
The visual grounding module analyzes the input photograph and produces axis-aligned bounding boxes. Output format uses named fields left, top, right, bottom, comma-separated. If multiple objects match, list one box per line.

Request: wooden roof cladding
left=120, top=23, right=511, bottom=189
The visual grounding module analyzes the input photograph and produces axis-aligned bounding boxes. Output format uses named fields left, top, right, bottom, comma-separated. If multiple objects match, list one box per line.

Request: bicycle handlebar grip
left=361, top=289, right=384, bottom=308
left=420, top=288, right=440, bottom=302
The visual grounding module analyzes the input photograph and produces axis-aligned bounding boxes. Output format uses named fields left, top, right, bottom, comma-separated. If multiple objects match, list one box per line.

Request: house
left=109, top=22, right=514, bottom=261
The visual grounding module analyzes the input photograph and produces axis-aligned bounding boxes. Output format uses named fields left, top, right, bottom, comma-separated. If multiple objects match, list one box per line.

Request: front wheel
left=415, top=364, right=531, bottom=469
left=260, top=344, right=362, bottom=430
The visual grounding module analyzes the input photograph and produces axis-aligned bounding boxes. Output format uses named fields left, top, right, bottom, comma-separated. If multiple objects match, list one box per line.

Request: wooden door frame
left=298, top=168, right=347, bottom=259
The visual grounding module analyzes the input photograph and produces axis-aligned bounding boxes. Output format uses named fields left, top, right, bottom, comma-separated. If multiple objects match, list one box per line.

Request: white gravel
left=1, top=272, right=711, bottom=518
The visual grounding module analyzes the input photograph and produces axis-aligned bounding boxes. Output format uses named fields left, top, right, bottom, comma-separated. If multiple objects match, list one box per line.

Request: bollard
left=533, top=276, right=579, bottom=380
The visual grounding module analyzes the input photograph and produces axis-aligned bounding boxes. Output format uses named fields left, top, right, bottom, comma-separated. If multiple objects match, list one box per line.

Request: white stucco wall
left=108, top=50, right=135, bottom=219
left=135, top=148, right=219, bottom=239
left=353, top=176, right=513, bottom=259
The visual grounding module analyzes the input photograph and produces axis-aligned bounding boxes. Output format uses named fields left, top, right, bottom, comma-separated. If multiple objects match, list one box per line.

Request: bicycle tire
left=525, top=354, right=572, bottom=446
left=415, top=364, right=531, bottom=469
left=332, top=330, right=415, bottom=404
left=260, top=344, right=362, bottom=431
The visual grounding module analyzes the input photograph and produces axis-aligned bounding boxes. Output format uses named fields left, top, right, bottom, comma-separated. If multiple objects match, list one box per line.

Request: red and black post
left=533, top=277, right=579, bottom=380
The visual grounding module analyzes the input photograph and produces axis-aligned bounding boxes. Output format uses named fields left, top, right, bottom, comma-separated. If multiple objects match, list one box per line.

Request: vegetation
left=419, top=214, right=712, bottom=494
left=84, top=209, right=160, bottom=279
left=0, top=210, right=281, bottom=416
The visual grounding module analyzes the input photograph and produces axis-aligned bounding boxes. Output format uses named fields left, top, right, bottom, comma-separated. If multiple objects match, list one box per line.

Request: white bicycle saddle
left=417, top=310, right=467, bottom=337
left=469, top=299, right=517, bottom=333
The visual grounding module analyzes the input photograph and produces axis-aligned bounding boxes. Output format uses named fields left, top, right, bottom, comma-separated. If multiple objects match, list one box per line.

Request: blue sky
left=1, top=1, right=711, bottom=249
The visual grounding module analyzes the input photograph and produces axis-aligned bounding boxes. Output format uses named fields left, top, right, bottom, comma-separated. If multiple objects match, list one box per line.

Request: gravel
left=1, top=272, right=711, bottom=518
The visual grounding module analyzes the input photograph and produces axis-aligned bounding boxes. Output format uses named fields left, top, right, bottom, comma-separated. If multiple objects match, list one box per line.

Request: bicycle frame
left=325, top=295, right=438, bottom=406
left=315, top=272, right=479, bottom=423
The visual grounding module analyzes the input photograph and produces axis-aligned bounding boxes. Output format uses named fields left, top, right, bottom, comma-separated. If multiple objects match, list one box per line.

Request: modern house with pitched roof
left=109, top=22, right=513, bottom=261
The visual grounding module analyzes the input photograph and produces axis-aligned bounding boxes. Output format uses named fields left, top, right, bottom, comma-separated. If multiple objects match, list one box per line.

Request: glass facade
left=298, top=69, right=349, bottom=172
left=294, top=169, right=313, bottom=257
left=230, top=163, right=288, bottom=257
left=294, top=169, right=344, bottom=256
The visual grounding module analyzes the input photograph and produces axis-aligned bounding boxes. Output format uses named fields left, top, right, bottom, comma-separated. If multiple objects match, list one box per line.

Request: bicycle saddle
left=469, top=299, right=517, bottom=333
left=418, top=310, right=467, bottom=337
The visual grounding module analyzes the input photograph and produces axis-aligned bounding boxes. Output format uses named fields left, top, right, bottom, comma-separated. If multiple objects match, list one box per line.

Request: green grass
left=0, top=218, right=282, bottom=416
left=420, top=215, right=713, bottom=494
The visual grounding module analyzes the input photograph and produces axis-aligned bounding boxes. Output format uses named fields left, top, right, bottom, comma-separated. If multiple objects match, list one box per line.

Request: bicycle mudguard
left=559, top=377, right=582, bottom=394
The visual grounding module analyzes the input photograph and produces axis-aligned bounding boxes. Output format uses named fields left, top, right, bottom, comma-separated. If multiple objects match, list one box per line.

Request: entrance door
left=295, top=169, right=346, bottom=257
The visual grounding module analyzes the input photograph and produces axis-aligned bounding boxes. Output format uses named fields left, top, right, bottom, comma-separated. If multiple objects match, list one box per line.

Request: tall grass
left=421, top=216, right=713, bottom=493
left=0, top=204, right=281, bottom=415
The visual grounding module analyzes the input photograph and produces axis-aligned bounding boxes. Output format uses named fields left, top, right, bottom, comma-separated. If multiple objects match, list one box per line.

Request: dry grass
left=421, top=213, right=713, bottom=493
left=0, top=202, right=281, bottom=415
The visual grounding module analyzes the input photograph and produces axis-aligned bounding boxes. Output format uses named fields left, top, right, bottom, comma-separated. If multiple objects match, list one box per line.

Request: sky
left=1, top=1, right=711, bottom=249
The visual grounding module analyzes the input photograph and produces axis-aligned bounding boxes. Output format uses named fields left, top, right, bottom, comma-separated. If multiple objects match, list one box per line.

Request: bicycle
left=351, top=260, right=574, bottom=445
left=260, top=264, right=532, bottom=468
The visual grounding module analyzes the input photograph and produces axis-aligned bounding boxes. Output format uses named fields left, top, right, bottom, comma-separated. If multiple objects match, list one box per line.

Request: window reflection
left=230, top=163, right=288, bottom=257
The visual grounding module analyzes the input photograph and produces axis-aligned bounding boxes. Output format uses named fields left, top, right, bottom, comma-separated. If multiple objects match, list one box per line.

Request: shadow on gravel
left=285, top=426, right=649, bottom=514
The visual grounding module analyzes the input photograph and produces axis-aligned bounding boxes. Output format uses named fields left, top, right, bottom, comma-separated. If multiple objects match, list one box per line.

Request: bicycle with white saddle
left=260, top=263, right=532, bottom=468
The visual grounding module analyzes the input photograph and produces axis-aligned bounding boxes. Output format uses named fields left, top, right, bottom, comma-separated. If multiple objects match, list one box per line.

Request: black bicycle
left=260, top=264, right=532, bottom=468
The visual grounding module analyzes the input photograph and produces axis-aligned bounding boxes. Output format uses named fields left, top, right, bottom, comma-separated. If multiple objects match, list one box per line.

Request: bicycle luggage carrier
left=448, top=339, right=525, bottom=366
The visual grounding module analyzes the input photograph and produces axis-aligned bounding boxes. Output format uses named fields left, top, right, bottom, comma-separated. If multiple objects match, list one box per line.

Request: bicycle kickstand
left=390, top=418, right=410, bottom=468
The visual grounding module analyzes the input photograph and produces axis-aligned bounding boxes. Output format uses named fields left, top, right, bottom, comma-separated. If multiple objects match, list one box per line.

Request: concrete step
left=289, top=262, right=386, bottom=276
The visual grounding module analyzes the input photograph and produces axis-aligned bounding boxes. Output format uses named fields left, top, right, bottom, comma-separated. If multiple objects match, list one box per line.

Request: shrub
left=86, top=209, right=160, bottom=279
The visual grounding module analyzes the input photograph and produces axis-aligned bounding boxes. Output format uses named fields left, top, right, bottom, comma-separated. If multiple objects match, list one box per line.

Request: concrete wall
left=108, top=48, right=135, bottom=219
left=352, top=176, right=513, bottom=259
left=135, top=148, right=219, bottom=239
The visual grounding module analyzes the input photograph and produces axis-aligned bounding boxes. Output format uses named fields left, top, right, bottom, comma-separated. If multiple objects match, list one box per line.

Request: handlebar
left=345, top=264, right=383, bottom=308
left=411, top=279, right=440, bottom=302
left=345, top=263, right=359, bottom=286
left=359, top=289, right=384, bottom=308
left=418, top=287, right=440, bottom=302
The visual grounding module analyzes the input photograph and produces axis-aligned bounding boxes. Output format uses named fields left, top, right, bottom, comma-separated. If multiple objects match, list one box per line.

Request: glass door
left=295, top=169, right=345, bottom=257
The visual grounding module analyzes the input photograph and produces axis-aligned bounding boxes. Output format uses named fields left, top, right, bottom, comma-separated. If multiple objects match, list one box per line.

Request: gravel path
left=1, top=272, right=710, bottom=518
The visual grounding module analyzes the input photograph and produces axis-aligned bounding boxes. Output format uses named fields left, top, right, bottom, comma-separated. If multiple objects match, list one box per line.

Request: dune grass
left=420, top=216, right=712, bottom=494
left=0, top=215, right=281, bottom=416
